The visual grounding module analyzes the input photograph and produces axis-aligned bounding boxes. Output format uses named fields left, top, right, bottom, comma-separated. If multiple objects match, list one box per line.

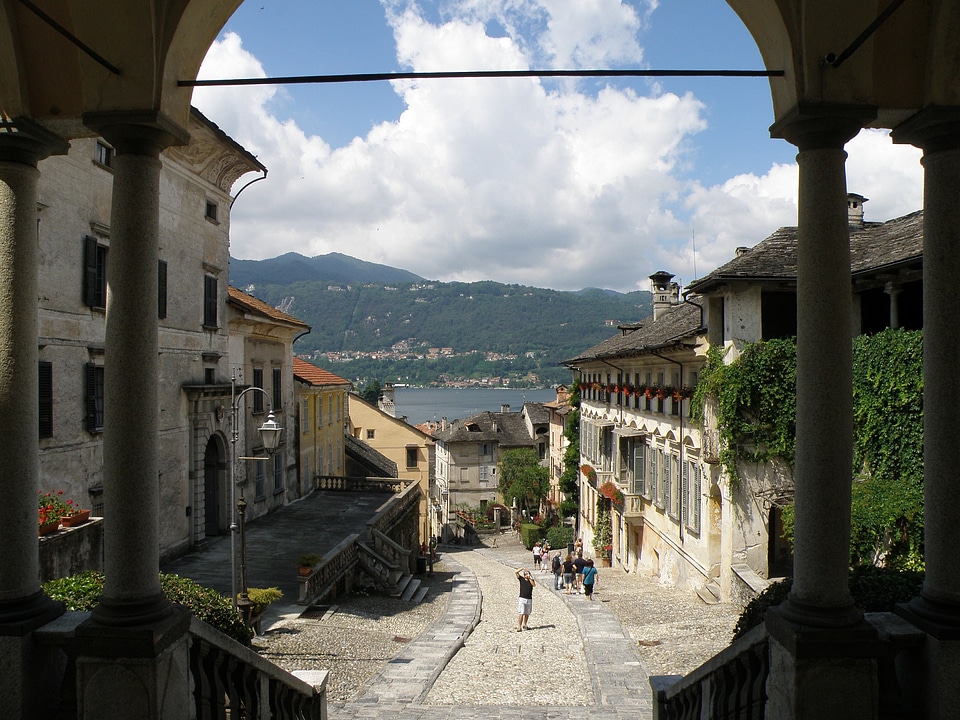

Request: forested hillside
left=230, top=256, right=652, bottom=386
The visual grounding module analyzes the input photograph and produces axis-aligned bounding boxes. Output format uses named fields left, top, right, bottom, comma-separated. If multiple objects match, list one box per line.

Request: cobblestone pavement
left=258, top=533, right=740, bottom=719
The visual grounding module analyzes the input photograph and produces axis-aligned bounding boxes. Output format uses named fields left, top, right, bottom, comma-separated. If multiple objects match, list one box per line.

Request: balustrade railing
left=316, top=475, right=405, bottom=493
left=190, top=617, right=327, bottom=720
left=298, top=533, right=359, bottom=605
left=651, top=624, right=769, bottom=720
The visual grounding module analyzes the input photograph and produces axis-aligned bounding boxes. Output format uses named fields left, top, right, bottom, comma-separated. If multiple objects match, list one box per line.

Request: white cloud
left=194, top=5, right=924, bottom=294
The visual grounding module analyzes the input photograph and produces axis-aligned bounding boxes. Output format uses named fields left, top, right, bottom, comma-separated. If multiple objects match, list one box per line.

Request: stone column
left=883, top=282, right=901, bottom=329
left=74, top=112, right=192, bottom=720
left=891, top=106, right=960, bottom=720
left=0, top=119, right=69, bottom=719
left=764, top=106, right=880, bottom=720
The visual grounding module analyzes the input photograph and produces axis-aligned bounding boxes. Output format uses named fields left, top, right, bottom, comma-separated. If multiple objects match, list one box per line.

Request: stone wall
left=38, top=518, right=104, bottom=583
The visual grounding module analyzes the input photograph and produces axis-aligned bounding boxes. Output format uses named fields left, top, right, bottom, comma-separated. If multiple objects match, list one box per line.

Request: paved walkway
left=164, top=491, right=738, bottom=719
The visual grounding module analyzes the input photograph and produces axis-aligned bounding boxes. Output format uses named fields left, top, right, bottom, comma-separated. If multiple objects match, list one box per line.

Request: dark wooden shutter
left=85, top=363, right=99, bottom=432
left=39, top=361, right=53, bottom=438
left=158, top=259, right=167, bottom=319
left=253, top=368, right=264, bottom=412
left=272, top=368, right=282, bottom=410
left=203, top=275, right=217, bottom=327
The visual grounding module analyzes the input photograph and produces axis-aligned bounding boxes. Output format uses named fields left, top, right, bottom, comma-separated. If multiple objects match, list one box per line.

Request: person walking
left=532, top=541, right=542, bottom=570
left=551, top=551, right=562, bottom=589
left=515, top=567, right=536, bottom=631
left=562, top=554, right=575, bottom=595
left=582, top=558, right=598, bottom=600
left=573, top=552, right=587, bottom=594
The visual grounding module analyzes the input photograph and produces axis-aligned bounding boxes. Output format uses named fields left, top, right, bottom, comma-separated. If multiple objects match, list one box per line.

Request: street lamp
left=230, top=371, right=284, bottom=614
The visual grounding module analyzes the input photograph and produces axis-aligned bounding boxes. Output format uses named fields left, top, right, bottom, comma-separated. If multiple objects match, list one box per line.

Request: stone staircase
left=695, top=579, right=722, bottom=605
left=395, top=573, right=429, bottom=603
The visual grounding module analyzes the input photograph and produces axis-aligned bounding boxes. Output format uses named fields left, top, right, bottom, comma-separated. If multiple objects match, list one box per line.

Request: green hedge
left=546, top=526, right=574, bottom=551
left=44, top=571, right=253, bottom=645
left=520, top=523, right=542, bottom=549
left=732, top=566, right=924, bottom=641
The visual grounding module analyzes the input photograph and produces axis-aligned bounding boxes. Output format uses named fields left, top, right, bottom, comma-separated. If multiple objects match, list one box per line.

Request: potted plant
left=297, top=553, right=323, bottom=576
left=38, top=491, right=77, bottom=535
left=592, top=509, right=613, bottom=566
left=243, top=586, right=282, bottom=632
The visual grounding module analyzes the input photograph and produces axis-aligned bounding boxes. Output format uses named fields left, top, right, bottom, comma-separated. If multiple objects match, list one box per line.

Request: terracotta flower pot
left=62, top=509, right=91, bottom=527
left=38, top=521, right=60, bottom=536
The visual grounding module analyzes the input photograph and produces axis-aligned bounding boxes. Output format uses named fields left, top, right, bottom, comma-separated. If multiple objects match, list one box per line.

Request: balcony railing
left=651, top=624, right=769, bottom=720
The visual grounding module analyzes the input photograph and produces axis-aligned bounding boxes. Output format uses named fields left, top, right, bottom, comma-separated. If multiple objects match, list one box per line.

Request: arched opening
left=203, top=435, right=225, bottom=536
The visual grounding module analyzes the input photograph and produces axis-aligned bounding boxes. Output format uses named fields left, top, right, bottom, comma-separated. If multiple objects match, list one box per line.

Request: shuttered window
left=158, top=259, right=167, bottom=319
left=84, top=236, right=107, bottom=309
left=85, top=363, right=104, bottom=433
left=272, top=368, right=282, bottom=410
left=39, top=362, right=53, bottom=438
left=252, top=368, right=264, bottom=413
left=203, top=275, right=218, bottom=328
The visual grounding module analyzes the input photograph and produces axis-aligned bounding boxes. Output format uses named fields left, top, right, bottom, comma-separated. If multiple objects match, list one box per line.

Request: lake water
left=393, top=387, right=558, bottom=425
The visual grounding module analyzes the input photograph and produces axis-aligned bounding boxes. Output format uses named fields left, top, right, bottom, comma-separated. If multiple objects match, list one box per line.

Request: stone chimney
left=649, top=271, right=680, bottom=321
left=501, top=404, right=510, bottom=413
left=378, top=382, right=396, bottom=417
left=848, top=193, right=868, bottom=228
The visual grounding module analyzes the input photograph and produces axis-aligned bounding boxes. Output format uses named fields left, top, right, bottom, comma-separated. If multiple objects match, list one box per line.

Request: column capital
left=891, top=105, right=960, bottom=153
left=82, top=110, right=189, bottom=157
left=770, top=103, right=877, bottom=151
left=0, top=116, right=69, bottom=166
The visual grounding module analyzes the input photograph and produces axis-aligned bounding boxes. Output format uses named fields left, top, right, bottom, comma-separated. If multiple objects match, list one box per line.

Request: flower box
left=62, top=509, right=91, bottom=527
left=38, top=521, right=60, bottom=537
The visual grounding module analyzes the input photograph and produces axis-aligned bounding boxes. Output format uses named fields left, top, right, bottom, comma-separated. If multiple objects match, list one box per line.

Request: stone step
left=400, top=576, right=421, bottom=602
left=696, top=582, right=722, bottom=605
left=410, top=585, right=429, bottom=604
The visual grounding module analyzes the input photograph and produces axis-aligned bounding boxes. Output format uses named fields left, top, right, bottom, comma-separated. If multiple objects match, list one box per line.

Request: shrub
left=732, top=566, right=924, bottom=641
left=520, top=523, right=542, bottom=549
left=546, top=526, right=574, bottom=551
left=245, top=587, right=282, bottom=616
left=297, top=553, right=323, bottom=568
left=43, top=571, right=253, bottom=645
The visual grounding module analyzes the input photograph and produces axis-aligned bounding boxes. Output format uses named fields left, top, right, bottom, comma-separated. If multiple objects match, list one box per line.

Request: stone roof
left=523, top=401, right=550, bottom=425
left=563, top=300, right=704, bottom=365
left=293, top=357, right=351, bottom=387
left=344, top=433, right=398, bottom=478
left=433, top=409, right=536, bottom=448
left=687, top=210, right=923, bottom=293
left=227, top=286, right=310, bottom=329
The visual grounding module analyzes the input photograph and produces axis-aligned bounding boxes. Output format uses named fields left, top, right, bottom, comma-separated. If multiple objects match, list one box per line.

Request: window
left=686, top=461, right=702, bottom=534
left=670, top=454, right=681, bottom=519
left=83, top=236, right=107, bottom=309
left=94, top=141, right=113, bottom=168
left=644, top=372, right=652, bottom=411
left=631, top=442, right=645, bottom=495
left=85, top=363, right=104, bottom=433
left=460, top=467, right=469, bottom=483
left=203, top=275, right=218, bottom=328
left=252, top=368, right=264, bottom=413
left=406, top=447, right=418, bottom=468
left=274, top=452, right=283, bottom=493
left=658, top=449, right=669, bottom=509
left=327, top=395, right=333, bottom=425
left=254, top=460, right=265, bottom=499
left=301, top=399, right=309, bottom=429
left=646, top=444, right=657, bottom=500
left=39, top=361, right=52, bottom=438
left=272, top=368, right=282, bottom=410
left=204, top=367, right=215, bottom=384
left=158, top=259, right=167, bottom=319
left=205, top=200, right=219, bottom=223
left=366, top=429, right=375, bottom=440
left=479, top=465, right=489, bottom=482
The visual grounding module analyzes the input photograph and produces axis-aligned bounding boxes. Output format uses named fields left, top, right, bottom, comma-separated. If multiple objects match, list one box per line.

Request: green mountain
left=229, top=255, right=652, bottom=386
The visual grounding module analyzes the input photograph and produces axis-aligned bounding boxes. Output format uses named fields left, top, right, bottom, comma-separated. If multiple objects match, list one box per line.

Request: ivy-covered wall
left=695, top=329, right=924, bottom=569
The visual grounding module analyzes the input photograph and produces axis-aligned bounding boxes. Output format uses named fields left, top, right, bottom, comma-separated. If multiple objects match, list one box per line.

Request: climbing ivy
left=693, top=339, right=797, bottom=487
left=557, top=381, right=582, bottom=518
left=694, top=329, right=925, bottom=568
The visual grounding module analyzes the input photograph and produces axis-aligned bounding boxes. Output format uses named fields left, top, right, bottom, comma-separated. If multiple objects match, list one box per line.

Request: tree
left=359, top=378, right=382, bottom=406
left=498, top=448, right=549, bottom=518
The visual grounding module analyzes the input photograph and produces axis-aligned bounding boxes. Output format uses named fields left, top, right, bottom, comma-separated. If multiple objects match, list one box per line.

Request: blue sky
left=195, top=0, right=923, bottom=292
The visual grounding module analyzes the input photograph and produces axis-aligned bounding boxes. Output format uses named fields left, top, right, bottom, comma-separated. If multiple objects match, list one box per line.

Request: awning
left=613, top=427, right=645, bottom=437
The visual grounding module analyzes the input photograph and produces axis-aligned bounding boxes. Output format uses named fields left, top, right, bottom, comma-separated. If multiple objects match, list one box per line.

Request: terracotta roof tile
left=293, top=357, right=351, bottom=387
left=227, top=286, right=310, bottom=329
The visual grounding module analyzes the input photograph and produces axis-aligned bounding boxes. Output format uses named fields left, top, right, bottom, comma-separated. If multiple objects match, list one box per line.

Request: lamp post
left=229, top=371, right=283, bottom=613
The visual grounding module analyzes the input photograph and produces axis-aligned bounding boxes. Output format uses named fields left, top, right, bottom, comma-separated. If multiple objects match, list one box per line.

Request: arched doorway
left=203, top=436, right=225, bottom=536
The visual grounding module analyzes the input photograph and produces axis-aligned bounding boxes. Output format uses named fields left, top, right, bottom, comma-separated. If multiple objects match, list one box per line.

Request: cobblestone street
left=257, top=533, right=740, bottom=718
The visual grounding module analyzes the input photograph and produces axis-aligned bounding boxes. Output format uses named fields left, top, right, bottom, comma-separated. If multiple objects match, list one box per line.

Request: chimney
left=848, top=193, right=868, bottom=228
left=501, top=404, right=510, bottom=413
left=649, top=271, right=679, bottom=321
left=735, top=247, right=749, bottom=257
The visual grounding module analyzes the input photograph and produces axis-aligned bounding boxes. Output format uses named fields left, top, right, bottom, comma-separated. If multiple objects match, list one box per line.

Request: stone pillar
left=74, top=112, right=193, bottom=720
left=891, top=106, right=960, bottom=720
left=0, top=118, right=69, bottom=720
left=764, top=106, right=880, bottom=720
left=883, top=282, right=901, bottom=329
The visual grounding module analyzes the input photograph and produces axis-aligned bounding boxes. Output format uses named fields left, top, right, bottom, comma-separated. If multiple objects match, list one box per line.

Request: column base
left=89, top=592, right=172, bottom=628
left=776, top=592, right=864, bottom=629
left=0, top=592, right=68, bottom=720
left=765, top=608, right=880, bottom=720
left=75, top=605, right=192, bottom=720
left=893, top=599, right=960, bottom=720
